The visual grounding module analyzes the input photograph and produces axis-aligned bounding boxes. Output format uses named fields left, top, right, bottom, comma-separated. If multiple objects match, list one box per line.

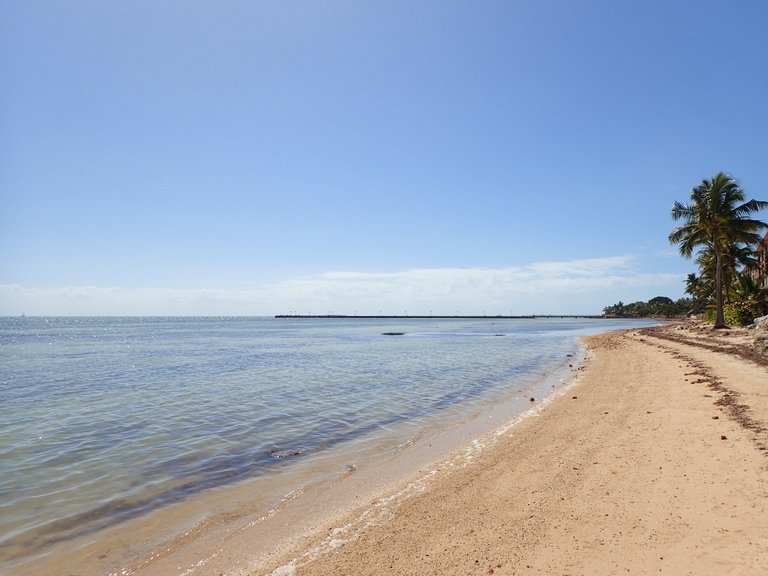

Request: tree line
left=603, top=297, right=694, bottom=319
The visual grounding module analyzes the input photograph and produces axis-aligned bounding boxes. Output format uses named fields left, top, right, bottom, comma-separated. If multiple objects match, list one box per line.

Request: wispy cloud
left=0, top=255, right=683, bottom=316
left=271, top=256, right=679, bottom=313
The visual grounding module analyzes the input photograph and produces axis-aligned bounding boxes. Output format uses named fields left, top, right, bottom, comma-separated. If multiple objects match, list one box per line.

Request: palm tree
left=669, top=173, right=767, bottom=328
left=695, top=242, right=758, bottom=304
left=732, top=270, right=768, bottom=305
left=684, top=273, right=702, bottom=299
left=684, top=272, right=710, bottom=313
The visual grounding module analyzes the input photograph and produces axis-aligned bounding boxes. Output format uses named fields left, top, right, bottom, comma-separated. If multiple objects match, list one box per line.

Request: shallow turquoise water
left=0, top=316, right=655, bottom=566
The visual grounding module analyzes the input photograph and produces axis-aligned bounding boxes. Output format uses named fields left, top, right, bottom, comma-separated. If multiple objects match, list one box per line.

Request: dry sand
left=258, top=324, right=768, bottom=576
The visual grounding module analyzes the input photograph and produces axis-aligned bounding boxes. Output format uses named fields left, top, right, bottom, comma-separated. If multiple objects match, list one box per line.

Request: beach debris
left=529, top=397, right=535, bottom=402
left=720, top=435, right=728, bottom=440
left=381, top=332, right=405, bottom=336
left=572, top=396, right=578, bottom=399
left=267, top=448, right=306, bottom=459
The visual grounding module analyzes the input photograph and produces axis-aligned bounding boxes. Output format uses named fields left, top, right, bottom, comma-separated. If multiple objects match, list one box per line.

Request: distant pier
left=274, top=314, right=606, bottom=319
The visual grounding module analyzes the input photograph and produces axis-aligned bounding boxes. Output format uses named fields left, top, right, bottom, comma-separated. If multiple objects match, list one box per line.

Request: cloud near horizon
left=0, top=256, right=683, bottom=316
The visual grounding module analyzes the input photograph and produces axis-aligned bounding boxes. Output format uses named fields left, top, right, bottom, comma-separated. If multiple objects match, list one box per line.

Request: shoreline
left=131, top=346, right=588, bottom=576
left=12, top=320, right=767, bottom=575
left=7, top=325, right=588, bottom=576
left=258, top=323, right=768, bottom=576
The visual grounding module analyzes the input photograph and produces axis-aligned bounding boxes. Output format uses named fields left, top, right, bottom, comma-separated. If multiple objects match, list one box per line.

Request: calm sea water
left=0, top=316, right=654, bottom=568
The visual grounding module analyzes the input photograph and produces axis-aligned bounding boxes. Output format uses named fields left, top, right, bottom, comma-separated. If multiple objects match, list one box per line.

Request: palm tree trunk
left=714, top=242, right=727, bottom=328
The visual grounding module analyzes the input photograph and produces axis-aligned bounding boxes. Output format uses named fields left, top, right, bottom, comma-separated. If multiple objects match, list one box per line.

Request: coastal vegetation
left=603, top=296, right=693, bottom=319
left=668, top=173, right=767, bottom=327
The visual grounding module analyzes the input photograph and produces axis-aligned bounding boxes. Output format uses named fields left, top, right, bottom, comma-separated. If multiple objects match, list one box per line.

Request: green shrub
left=723, top=303, right=756, bottom=326
left=702, top=303, right=756, bottom=326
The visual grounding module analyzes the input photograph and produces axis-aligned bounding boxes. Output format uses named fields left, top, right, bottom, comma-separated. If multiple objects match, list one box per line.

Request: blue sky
left=2, top=0, right=767, bottom=315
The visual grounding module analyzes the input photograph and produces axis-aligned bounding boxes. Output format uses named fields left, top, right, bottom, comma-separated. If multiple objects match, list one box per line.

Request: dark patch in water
left=267, top=448, right=306, bottom=459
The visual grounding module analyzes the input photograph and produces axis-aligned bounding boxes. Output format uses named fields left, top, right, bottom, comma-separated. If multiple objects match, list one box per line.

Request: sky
left=1, top=0, right=767, bottom=316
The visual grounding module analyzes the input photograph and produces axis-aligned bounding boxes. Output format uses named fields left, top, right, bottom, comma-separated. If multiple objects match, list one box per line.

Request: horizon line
left=275, top=314, right=609, bottom=319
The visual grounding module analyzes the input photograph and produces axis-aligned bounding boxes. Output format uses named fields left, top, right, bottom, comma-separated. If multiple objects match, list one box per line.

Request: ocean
left=0, top=316, right=656, bottom=574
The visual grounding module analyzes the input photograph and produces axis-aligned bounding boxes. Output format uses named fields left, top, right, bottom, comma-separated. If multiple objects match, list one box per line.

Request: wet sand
left=258, top=324, right=768, bottom=576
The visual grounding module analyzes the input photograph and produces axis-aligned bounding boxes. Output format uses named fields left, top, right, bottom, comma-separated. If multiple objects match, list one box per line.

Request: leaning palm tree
left=669, top=173, right=767, bottom=328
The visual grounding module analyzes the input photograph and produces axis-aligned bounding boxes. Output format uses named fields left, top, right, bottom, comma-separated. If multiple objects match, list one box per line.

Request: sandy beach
left=257, top=323, right=768, bottom=576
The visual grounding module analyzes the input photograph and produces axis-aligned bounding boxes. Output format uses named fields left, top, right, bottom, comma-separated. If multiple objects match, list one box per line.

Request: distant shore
left=256, top=322, right=768, bottom=575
